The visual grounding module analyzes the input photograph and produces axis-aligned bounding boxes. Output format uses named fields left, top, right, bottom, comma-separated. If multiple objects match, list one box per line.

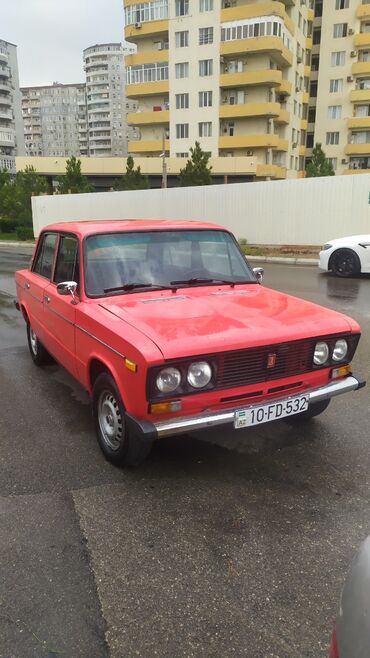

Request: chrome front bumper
left=152, top=375, right=365, bottom=438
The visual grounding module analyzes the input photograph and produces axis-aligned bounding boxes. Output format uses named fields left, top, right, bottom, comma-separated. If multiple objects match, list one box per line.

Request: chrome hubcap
left=98, top=391, right=123, bottom=451
left=30, top=328, right=38, bottom=355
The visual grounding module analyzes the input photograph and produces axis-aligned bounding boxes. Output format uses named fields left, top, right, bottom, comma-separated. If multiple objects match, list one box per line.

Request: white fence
left=32, top=174, right=370, bottom=245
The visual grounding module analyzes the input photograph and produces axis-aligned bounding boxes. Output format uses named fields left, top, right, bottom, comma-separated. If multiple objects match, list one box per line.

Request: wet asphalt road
left=0, top=246, right=369, bottom=658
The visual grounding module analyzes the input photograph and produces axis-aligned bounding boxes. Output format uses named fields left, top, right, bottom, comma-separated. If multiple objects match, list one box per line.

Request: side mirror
left=57, top=281, right=78, bottom=304
left=253, top=267, right=264, bottom=284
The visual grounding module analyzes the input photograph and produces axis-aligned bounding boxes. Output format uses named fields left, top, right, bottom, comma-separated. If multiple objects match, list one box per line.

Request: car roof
left=41, top=219, right=227, bottom=238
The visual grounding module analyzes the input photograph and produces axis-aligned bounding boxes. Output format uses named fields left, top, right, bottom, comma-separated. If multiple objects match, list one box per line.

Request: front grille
left=216, top=338, right=317, bottom=389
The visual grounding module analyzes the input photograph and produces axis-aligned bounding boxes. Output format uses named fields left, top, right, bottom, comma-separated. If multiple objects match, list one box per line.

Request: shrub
left=0, top=218, right=18, bottom=233
left=16, top=226, right=34, bottom=241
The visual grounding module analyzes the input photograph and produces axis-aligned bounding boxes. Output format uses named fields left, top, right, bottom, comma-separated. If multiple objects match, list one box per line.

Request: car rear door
left=23, top=232, right=58, bottom=343
left=43, top=233, right=80, bottom=377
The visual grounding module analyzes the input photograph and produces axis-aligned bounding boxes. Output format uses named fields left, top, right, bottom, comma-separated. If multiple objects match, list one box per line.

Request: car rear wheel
left=92, top=372, right=152, bottom=466
left=26, top=323, right=52, bottom=366
left=284, top=398, right=331, bottom=423
left=330, top=249, right=361, bottom=277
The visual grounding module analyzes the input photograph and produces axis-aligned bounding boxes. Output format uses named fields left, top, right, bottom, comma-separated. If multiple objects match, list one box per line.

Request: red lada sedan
left=15, top=220, right=365, bottom=466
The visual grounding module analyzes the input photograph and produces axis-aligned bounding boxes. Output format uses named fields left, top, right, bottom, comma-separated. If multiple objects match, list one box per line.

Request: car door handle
left=44, top=295, right=51, bottom=304
left=25, top=283, right=30, bottom=289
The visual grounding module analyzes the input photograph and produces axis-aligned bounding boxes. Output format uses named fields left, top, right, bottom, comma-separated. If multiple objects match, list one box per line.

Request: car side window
left=54, top=235, right=80, bottom=285
left=33, top=233, right=58, bottom=280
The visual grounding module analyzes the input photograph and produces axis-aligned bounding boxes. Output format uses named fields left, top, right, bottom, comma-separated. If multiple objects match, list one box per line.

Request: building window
left=176, top=152, right=189, bottom=157
left=199, top=90, right=212, bottom=107
left=331, top=51, right=345, bottom=66
left=175, top=62, right=189, bottom=78
left=306, top=133, right=314, bottom=148
left=329, top=79, right=343, bottom=93
left=333, top=23, right=348, bottom=38
left=352, top=130, right=370, bottom=144
left=335, top=0, right=349, bottom=9
left=175, top=93, right=189, bottom=109
left=199, top=27, right=213, bottom=45
left=199, top=121, right=212, bottom=137
left=199, top=0, right=213, bottom=11
left=328, top=105, right=342, bottom=119
left=310, top=80, right=318, bottom=97
left=328, top=158, right=337, bottom=171
left=175, top=31, right=189, bottom=47
left=313, top=28, right=321, bottom=45
left=176, top=123, right=189, bottom=138
left=326, top=132, right=340, bottom=145
left=199, top=59, right=213, bottom=76
left=220, top=18, right=291, bottom=50
left=354, top=104, right=370, bottom=117
left=175, top=0, right=189, bottom=16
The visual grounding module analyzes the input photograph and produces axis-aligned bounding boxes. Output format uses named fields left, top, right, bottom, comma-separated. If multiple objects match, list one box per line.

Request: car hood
left=325, top=234, right=370, bottom=249
left=99, top=285, right=355, bottom=359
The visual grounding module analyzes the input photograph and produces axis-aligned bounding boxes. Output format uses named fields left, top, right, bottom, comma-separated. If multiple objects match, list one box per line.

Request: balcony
left=302, top=92, right=309, bottom=103
left=128, top=138, right=169, bottom=154
left=220, top=69, right=282, bottom=89
left=126, top=80, right=169, bottom=98
left=0, top=133, right=15, bottom=147
left=126, top=50, right=169, bottom=66
left=0, top=84, right=10, bottom=94
left=350, top=88, right=370, bottom=102
left=278, top=79, right=292, bottom=96
left=220, top=37, right=293, bottom=68
left=0, top=52, right=8, bottom=63
left=305, top=37, right=313, bottom=50
left=357, top=5, right=370, bottom=20
left=352, top=61, right=370, bottom=76
left=0, top=67, right=10, bottom=79
left=348, top=116, right=370, bottom=129
left=124, top=19, right=168, bottom=41
left=0, top=110, right=12, bottom=120
left=0, top=96, right=12, bottom=106
left=345, top=143, right=370, bottom=155
left=220, top=2, right=294, bottom=36
left=354, top=33, right=370, bottom=49
left=255, top=164, right=287, bottom=179
left=299, top=145, right=306, bottom=156
left=127, top=109, right=169, bottom=125
left=219, top=134, right=280, bottom=150
left=219, top=101, right=280, bottom=119
left=276, top=109, right=290, bottom=124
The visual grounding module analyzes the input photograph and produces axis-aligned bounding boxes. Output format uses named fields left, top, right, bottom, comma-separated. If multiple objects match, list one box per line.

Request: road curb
left=246, top=255, right=318, bottom=266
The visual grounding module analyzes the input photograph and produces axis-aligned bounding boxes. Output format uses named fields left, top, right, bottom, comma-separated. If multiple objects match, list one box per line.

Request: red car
left=15, top=220, right=365, bottom=466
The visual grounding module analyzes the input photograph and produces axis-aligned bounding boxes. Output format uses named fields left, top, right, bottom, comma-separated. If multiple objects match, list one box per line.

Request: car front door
left=24, top=233, right=58, bottom=343
left=43, top=233, right=80, bottom=377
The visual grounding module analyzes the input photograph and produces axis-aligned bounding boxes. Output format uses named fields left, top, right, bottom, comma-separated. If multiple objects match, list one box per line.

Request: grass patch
left=0, top=232, right=18, bottom=241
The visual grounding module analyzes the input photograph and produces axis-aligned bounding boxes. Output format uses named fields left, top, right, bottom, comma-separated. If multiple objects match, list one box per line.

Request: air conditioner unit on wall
left=246, top=149, right=254, bottom=156
left=135, top=22, right=142, bottom=28
left=347, top=76, right=354, bottom=82
left=342, top=158, right=348, bottom=164
left=350, top=51, right=357, bottom=58
left=348, top=28, right=355, bottom=35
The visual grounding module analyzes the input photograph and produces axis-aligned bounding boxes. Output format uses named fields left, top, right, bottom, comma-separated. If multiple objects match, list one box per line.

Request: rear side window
left=54, top=235, right=79, bottom=285
left=33, top=233, right=58, bottom=279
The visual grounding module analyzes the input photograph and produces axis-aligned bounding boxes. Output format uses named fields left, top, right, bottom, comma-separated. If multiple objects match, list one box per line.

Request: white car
left=319, top=235, right=370, bottom=277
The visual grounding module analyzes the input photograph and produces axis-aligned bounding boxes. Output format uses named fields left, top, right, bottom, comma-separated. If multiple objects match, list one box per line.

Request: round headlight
left=156, top=367, right=181, bottom=393
left=187, top=361, right=212, bottom=389
left=314, top=342, right=329, bottom=365
left=333, top=338, right=348, bottom=362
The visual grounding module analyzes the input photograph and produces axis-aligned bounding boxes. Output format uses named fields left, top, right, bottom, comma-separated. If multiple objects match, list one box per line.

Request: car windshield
left=84, top=229, right=255, bottom=297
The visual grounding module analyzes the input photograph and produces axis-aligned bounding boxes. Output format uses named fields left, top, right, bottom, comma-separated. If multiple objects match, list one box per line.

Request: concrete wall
left=32, top=174, right=370, bottom=244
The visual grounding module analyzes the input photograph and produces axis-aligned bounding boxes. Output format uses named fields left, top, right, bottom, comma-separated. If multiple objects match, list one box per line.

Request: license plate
left=234, top=394, right=309, bottom=429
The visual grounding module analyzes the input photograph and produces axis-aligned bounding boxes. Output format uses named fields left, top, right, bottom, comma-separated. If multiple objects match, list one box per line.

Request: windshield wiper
left=170, top=277, right=248, bottom=287
left=104, top=282, right=175, bottom=293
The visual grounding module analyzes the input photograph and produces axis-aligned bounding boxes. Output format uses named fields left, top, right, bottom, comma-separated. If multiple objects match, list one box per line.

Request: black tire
left=330, top=249, right=361, bottom=278
left=284, top=398, right=331, bottom=424
left=92, top=372, right=152, bottom=466
left=26, top=323, right=52, bottom=366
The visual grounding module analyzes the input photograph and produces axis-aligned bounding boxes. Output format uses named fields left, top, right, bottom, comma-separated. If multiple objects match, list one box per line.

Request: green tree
left=113, top=156, right=150, bottom=191
left=13, top=166, right=49, bottom=225
left=306, top=143, right=335, bottom=177
left=0, top=168, right=12, bottom=219
left=178, top=142, right=212, bottom=187
left=57, top=156, right=95, bottom=194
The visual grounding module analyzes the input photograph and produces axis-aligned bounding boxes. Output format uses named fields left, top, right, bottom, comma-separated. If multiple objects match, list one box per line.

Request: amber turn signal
left=124, top=358, right=137, bottom=372
left=149, top=401, right=182, bottom=415
left=331, top=364, right=351, bottom=380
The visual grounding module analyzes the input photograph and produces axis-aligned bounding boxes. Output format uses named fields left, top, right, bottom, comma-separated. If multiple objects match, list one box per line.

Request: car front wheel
left=92, top=372, right=152, bottom=466
left=330, top=249, right=361, bottom=277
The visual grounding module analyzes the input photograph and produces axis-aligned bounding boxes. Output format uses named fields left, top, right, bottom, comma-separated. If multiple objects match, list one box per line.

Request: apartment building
left=0, top=39, right=25, bottom=172
left=21, top=83, right=85, bottom=157
left=83, top=42, right=138, bottom=157
left=123, top=0, right=314, bottom=181
left=307, top=0, right=370, bottom=175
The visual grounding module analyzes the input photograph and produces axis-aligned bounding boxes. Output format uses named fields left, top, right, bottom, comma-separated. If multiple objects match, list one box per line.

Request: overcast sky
left=2, top=0, right=125, bottom=87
